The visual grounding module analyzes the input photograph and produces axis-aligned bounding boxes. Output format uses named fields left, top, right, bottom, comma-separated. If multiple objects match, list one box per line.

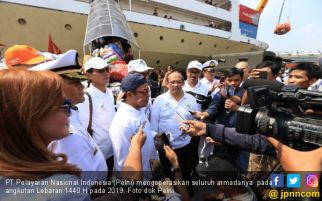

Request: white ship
left=0, top=0, right=268, bottom=68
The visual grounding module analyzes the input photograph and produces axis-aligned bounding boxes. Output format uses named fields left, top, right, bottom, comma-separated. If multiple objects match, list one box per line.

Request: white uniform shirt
left=200, top=77, right=220, bottom=98
left=183, top=80, right=209, bottom=111
left=151, top=92, right=199, bottom=149
left=49, top=109, right=107, bottom=182
left=77, top=85, right=116, bottom=159
left=109, top=102, right=158, bottom=172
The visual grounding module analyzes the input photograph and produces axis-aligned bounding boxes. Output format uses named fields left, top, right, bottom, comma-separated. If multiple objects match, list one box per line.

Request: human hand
left=163, top=145, right=179, bottom=168
left=267, top=137, right=322, bottom=171
left=131, top=129, right=146, bottom=149
left=224, top=99, right=239, bottom=111
left=210, top=83, right=220, bottom=92
left=180, top=120, right=206, bottom=137
left=194, top=111, right=209, bottom=120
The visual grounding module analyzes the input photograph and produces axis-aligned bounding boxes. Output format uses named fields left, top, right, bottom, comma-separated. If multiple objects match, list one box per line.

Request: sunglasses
left=60, top=99, right=72, bottom=115
left=205, top=68, right=215, bottom=73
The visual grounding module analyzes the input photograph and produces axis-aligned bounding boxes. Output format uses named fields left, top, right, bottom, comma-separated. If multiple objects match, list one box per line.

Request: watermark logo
left=287, top=174, right=300, bottom=188
left=306, top=174, right=319, bottom=187
left=270, top=174, right=284, bottom=188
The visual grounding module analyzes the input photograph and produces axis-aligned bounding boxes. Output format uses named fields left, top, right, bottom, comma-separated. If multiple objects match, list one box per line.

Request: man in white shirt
left=151, top=71, right=199, bottom=196
left=116, top=59, right=154, bottom=119
left=109, top=73, right=158, bottom=176
left=183, top=60, right=210, bottom=111
left=77, top=57, right=116, bottom=180
left=200, top=60, right=220, bottom=98
left=30, top=50, right=107, bottom=183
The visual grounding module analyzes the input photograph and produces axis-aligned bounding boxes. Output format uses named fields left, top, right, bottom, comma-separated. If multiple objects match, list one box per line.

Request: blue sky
left=239, top=0, right=322, bottom=52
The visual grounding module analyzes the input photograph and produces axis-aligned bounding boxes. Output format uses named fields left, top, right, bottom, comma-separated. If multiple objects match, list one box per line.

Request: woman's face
left=40, top=100, right=71, bottom=143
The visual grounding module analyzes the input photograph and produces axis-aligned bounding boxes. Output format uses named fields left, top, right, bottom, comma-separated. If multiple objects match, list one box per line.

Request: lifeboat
left=274, top=22, right=291, bottom=35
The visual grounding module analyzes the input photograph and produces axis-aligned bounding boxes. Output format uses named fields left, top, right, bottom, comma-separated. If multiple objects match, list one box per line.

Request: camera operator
left=248, top=61, right=281, bottom=81
left=180, top=120, right=322, bottom=172
left=242, top=61, right=282, bottom=175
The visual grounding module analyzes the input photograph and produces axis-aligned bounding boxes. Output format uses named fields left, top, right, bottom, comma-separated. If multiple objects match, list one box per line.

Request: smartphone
left=219, top=76, right=225, bottom=83
left=258, top=71, right=268, bottom=79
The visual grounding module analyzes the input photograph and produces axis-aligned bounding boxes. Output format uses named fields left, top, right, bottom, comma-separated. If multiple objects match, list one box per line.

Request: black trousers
left=174, top=136, right=199, bottom=196
left=106, top=155, right=114, bottom=181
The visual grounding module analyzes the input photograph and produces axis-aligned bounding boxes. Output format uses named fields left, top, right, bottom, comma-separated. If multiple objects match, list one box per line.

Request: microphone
left=242, top=79, right=284, bottom=92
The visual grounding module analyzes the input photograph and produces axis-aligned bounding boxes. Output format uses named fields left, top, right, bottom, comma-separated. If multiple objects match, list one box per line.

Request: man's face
left=62, top=78, right=85, bottom=106
left=287, top=69, right=316, bottom=89
left=226, top=74, right=242, bottom=89
left=167, top=72, right=184, bottom=94
left=186, top=68, right=201, bottom=85
left=87, top=67, right=110, bottom=85
left=130, top=83, right=150, bottom=108
left=203, top=68, right=215, bottom=81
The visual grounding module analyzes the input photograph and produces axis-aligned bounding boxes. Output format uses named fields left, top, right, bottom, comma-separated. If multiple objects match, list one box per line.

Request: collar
left=185, top=80, right=201, bottom=89
left=87, top=85, right=110, bottom=95
left=201, top=77, right=213, bottom=84
left=119, top=102, right=142, bottom=116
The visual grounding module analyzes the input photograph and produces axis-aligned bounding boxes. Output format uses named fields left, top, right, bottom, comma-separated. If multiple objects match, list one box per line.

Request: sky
left=239, top=0, right=322, bottom=53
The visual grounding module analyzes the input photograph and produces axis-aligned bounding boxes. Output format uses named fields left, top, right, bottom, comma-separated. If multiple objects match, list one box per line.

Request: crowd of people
left=0, top=44, right=321, bottom=201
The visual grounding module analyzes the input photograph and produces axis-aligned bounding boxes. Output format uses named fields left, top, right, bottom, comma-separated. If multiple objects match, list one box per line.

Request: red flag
left=48, top=34, right=62, bottom=54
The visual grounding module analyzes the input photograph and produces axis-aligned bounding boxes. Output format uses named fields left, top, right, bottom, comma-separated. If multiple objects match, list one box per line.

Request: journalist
left=180, top=120, right=322, bottom=172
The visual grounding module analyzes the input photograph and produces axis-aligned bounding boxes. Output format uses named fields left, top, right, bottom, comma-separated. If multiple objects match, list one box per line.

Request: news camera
left=236, top=83, right=322, bottom=151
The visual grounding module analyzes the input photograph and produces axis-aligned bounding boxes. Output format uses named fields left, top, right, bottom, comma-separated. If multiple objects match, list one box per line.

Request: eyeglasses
left=96, top=67, right=110, bottom=74
left=60, top=99, right=72, bottom=115
left=205, top=69, right=215, bottom=73
left=135, top=89, right=150, bottom=95
left=168, top=81, right=183, bottom=85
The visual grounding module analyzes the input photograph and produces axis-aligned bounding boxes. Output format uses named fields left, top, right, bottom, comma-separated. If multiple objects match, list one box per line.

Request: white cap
left=83, top=57, right=110, bottom=72
left=128, top=59, right=153, bottom=73
left=187, top=60, right=203, bottom=71
left=29, top=49, right=86, bottom=80
left=202, top=60, right=218, bottom=69
left=30, top=50, right=79, bottom=71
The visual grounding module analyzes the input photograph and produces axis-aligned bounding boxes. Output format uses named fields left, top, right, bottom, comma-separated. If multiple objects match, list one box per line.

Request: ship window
left=134, top=33, right=138, bottom=37
left=65, top=24, right=72, bottom=30
left=181, top=39, right=184, bottom=43
left=17, top=18, right=26, bottom=25
left=199, top=42, right=202, bottom=46
left=159, top=36, right=163, bottom=40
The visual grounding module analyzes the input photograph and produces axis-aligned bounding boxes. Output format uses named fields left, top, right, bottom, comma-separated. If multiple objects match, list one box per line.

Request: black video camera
left=236, top=84, right=322, bottom=151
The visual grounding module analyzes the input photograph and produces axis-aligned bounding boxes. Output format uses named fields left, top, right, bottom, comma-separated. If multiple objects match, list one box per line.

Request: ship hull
left=0, top=2, right=265, bottom=68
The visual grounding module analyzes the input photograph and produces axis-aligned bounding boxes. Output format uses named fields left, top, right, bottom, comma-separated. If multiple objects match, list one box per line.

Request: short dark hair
left=224, top=67, right=243, bottom=78
left=256, top=61, right=281, bottom=75
left=290, top=62, right=321, bottom=80
left=167, top=70, right=184, bottom=82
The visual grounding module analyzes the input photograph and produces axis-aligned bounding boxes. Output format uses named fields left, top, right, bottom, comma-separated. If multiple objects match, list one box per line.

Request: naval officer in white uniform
left=200, top=60, right=220, bottom=98
left=30, top=50, right=107, bottom=183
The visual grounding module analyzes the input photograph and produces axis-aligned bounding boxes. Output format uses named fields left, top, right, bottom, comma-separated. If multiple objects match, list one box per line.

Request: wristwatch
left=171, top=166, right=181, bottom=173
